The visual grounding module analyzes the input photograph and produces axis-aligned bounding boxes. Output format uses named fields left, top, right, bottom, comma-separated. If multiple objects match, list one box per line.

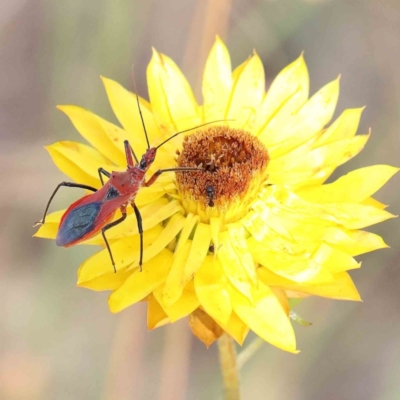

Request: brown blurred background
left=1, top=0, right=400, bottom=399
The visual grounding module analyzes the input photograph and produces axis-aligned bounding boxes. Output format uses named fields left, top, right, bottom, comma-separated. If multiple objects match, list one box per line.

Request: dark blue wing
left=56, top=202, right=102, bottom=246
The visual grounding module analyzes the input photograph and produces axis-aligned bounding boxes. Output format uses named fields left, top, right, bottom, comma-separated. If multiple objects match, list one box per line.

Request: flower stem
left=217, top=334, right=240, bottom=400
left=237, top=337, right=264, bottom=370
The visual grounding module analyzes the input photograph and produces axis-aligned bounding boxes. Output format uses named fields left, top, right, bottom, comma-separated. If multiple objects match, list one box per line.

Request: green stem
left=217, top=334, right=240, bottom=400
left=237, top=337, right=264, bottom=370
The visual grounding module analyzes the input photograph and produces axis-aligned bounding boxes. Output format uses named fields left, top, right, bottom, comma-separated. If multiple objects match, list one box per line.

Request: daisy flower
left=35, top=37, right=397, bottom=353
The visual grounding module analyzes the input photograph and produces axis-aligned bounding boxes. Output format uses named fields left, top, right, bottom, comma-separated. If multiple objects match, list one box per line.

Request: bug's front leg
left=98, top=168, right=111, bottom=185
left=144, top=167, right=203, bottom=187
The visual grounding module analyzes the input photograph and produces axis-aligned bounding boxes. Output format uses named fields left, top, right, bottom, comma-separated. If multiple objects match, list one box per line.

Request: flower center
left=176, top=126, right=269, bottom=223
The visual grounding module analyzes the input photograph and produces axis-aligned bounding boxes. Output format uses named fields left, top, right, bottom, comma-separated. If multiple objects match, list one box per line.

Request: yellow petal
left=247, top=237, right=333, bottom=283
left=260, top=78, right=340, bottom=155
left=297, top=165, right=399, bottom=204
left=243, top=210, right=310, bottom=254
left=231, top=57, right=247, bottom=81
left=101, top=76, right=159, bottom=147
left=77, top=267, right=133, bottom=291
left=162, top=241, right=192, bottom=306
left=251, top=199, right=294, bottom=239
left=264, top=186, right=395, bottom=230
left=46, top=141, right=112, bottom=188
left=241, top=210, right=271, bottom=242
left=147, top=49, right=200, bottom=133
left=77, top=225, right=163, bottom=284
left=161, top=223, right=210, bottom=307
left=256, top=53, right=309, bottom=133
left=267, top=140, right=314, bottom=174
left=147, top=294, right=170, bottom=330
left=230, top=284, right=298, bottom=353
left=322, top=203, right=395, bottom=229
left=227, top=224, right=257, bottom=283
left=361, top=197, right=387, bottom=210
left=291, top=77, right=340, bottom=140
left=258, top=268, right=361, bottom=301
left=202, top=36, right=232, bottom=122
left=57, top=105, right=127, bottom=165
left=297, top=134, right=370, bottom=187
left=226, top=53, right=265, bottom=131
left=34, top=210, right=65, bottom=239
left=315, top=107, right=364, bottom=146
left=217, top=312, right=249, bottom=345
left=183, top=223, right=212, bottom=284
left=175, top=213, right=199, bottom=253
left=209, top=217, right=223, bottom=254
left=154, top=281, right=199, bottom=322
left=96, top=115, right=151, bottom=165
left=217, top=232, right=253, bottom=302
left=268, top=133, right=370, bottom=186
left=319, top=243, right=360, bottom=273
left=135, top=182, right=176, bottom=207
left=108, top=249, right=173, bottom=313
left=271, top=288, right=290, bottom=315
left=189, top=308, right=224, bottom=348
left=194, top=256, right=232, bottom=325
left=256, top=190, right=329, bottom=231
left=133, top=214, right=185, bottom=266
left=322, top=228, right=388, bottom=256
left=316, top=133, right=370, bottom=169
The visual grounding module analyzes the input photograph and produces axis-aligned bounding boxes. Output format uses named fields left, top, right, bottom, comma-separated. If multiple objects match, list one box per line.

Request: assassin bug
left=36, top=79, right=225, bottom=273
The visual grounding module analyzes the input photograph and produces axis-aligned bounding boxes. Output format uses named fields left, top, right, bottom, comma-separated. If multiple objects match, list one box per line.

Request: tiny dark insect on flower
left=206, top=185, right=215, bottom=207
left=35, top=75, right=224, bottom=273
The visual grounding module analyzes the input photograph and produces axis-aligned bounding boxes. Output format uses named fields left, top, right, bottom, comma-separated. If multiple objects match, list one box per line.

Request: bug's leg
left=98, top=168, right=111, bottom=185
left=131, top=202, right=143, bottom=272
left=36, top=182, right=97, bottom=226
left=144, top=167, right=203, bottom=187
left=124, top=140, right=139, bottom=167
left=101, top=207, right=127, bottom=273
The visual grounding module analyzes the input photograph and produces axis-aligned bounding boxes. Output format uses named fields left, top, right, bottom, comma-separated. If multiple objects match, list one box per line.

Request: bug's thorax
left=108, top=169, right=144, bottom=197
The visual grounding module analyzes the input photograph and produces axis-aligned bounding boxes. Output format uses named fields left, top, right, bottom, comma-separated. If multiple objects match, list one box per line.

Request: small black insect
left=206, top=185, right=215, bottom=207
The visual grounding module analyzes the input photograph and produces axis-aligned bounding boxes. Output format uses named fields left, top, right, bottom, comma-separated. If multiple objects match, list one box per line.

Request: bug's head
left=139, top=147, right=157, bottom=171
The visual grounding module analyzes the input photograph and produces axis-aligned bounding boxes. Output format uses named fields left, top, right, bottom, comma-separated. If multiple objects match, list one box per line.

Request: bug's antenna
left=132, top=65, right=150, bottom=150
left=156, top=120, right=233, bottom=150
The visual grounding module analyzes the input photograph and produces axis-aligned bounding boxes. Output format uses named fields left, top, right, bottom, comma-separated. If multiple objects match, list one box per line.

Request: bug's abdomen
left=56, top=202, right=102, bottom=247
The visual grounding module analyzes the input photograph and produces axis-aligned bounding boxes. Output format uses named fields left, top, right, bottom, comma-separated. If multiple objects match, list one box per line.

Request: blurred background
left=1, top=0, right=400, bottom=399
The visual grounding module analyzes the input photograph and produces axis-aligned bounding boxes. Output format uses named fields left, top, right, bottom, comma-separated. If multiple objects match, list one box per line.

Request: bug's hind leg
left=131, top=202, right=143, bottom=271
left=35, top=182, right=97, bottom=226
left=101, top=207, right=127, bottom=273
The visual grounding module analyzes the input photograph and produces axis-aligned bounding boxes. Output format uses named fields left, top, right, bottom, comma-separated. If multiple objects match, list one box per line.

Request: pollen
left=176, top=126, right=269, bottom=223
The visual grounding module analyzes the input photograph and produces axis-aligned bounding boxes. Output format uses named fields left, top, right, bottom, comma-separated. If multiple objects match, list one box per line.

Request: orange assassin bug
left=36, top=78, right=224, bottom=273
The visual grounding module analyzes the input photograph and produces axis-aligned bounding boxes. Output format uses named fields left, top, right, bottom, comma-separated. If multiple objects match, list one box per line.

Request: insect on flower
left=33, top=39, right=399, bottom=352
left=205, top=184, right=215, bottom=207
left=35, top=77, right=224, bottom=273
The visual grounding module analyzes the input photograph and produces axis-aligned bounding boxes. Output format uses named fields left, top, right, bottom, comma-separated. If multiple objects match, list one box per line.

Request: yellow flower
left=35, top=37, right=398, bottom=353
